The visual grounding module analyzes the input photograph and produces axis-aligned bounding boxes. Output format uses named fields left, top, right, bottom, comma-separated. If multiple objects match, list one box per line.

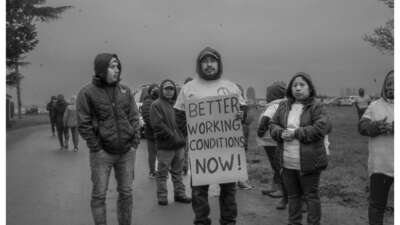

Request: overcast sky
left=11, top=0, right=393, bottom=106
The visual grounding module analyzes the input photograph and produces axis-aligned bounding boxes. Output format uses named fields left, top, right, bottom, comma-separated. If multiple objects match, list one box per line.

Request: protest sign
left=185, top=94, right=248, bottom=186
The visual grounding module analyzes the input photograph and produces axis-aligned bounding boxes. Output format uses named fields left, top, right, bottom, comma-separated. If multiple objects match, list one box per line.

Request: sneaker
left=174, top=195, right=192, bottom=204
left=237, top=181, right=253, bottom=190
left=73, top=147, right=78, bottom=152
left=267, top=189, right=284, bottom=198
left=158, top=198, right=168, bottom=206
left=64, top=144, right=69, bottom=150
left=276, top=198, right=288, bottom=210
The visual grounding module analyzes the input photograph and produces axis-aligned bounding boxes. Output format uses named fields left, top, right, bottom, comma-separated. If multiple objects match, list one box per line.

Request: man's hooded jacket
left=77, top=53, right=140, bottom=154
left=150, top=79, right=185, bottom=150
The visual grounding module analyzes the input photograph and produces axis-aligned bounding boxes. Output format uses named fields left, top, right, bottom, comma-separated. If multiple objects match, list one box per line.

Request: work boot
left=174, top=195, right=192, bottom=204
left=237, top=180, right=253, bottom=190
left=261, top=182, right=278, bottom=195
left=158, top=197, right=168, bottom=206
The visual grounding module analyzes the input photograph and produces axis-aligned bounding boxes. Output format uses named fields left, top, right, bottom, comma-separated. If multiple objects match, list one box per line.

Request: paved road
left=8, top=125, right=379, bottom=225
left=6, top=125, right=285, bottom=225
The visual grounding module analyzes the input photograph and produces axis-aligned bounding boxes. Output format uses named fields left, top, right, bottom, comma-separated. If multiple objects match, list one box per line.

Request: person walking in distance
left=46, top=96, right=57, bottom=136
left=150, top=79, right=192, bottom=206
left=141, top=83, right=160, bottom=178
left=63, top=95, right=79, bottom=151
left=174, top=47, right=246, bottom=225
left=359, top=70, right=394, bottom=225
left=77, top=53, right=140, bottom=225
left=54, top=94, right=68, bottom=149
left=270, top=72, right=332, bottom=225
left=354, top=88, right=371, bottom=119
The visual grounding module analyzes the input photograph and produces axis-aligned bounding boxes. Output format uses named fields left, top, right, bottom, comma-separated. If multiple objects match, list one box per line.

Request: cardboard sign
left=185, top=94, right=248, bottom=186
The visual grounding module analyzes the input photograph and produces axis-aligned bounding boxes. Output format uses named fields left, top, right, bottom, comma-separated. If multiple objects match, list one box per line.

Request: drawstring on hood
left=92, top=53, right=121, bottom=87
left=381, top=70, right=394, bottom=102
left=159, top=79, right=177, bottom=104
left=196, top=47, right=223, bottom=81
left=286, top=72, right=316, bottom=105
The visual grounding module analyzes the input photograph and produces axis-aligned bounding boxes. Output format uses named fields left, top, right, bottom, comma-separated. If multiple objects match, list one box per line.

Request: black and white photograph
left=5, top=0, right=395, bottom=225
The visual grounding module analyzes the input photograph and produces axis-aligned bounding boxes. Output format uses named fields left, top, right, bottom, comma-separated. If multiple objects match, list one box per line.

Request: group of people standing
left=46, top=94, right=79, bottom=151
left=256, top=70, right=393, bottom=225
left=58, top=46, right=393, bottom=225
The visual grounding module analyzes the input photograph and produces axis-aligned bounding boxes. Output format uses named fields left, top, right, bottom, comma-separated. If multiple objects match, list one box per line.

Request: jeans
left=56, top=124, right=68, bottom=147
left=146, top=139, right=157, bottom=174
left=90, top=149, right=136, bottom=225
left=369, top=173, right=393, bottom=225
left=282, top=168, right=321, bottom=225
left=156, top=148, right=186, bottom=199
left=192, top=182, right=237, bottom=225
left=65, top=126, right=79, bottom=148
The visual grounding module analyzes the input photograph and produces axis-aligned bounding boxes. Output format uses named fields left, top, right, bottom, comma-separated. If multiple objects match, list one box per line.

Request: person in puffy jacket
left=77, top=53, right=140, bottom=225
left=270, top=72, right=332, bottom=225
left=63, top=95, right=79, bottom=151
left=359, top=70, right=393, bottom=225
left=141, top=83, right=159, bottom=178
left=150, top=79, right=192, bottom=206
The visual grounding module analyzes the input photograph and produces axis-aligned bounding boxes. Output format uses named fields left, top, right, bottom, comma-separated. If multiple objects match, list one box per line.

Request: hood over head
left=147, top=83, right=159, bottom=100
left=92, top=53, right=121, bottom=87
left=196, top=47, right=223, bottom=81
left=267, top=82, right=286, bottom=103
left=159, top=79, right=177, bottom=103
left=381, top=70, right=394, bottom=101
left=286, top=72, right=316, bottom=104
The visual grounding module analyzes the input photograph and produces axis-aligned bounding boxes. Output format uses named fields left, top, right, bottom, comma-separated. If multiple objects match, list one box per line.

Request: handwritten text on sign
left=185, top=95, right=248, bottom=186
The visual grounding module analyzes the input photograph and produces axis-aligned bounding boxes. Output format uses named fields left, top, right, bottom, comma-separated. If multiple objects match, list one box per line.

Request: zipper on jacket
left=105, top=87, right=123, bottom=151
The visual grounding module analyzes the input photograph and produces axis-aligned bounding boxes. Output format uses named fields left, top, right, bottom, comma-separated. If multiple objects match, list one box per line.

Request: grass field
left=245, top=105, right=393, bottom=220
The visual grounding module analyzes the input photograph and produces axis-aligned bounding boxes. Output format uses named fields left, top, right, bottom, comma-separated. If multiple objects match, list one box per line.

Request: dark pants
left=264, top=146, right=282, bottom=185
left=56, top=124, right=68, bottom=147
left=369, top=173, right=393, bottom=225
left=90, top=149, right=136, bottom=225
left=192, top=182, right=237, bottom=225
left=50, top=118, right=56, bottom=134
left=282, top=168, right=321, bottom=225
left=183, top=143, right=189, bottom=172
left=146, top=139, right=157, bottom=174
left=65, top=126, right=79, bottom=148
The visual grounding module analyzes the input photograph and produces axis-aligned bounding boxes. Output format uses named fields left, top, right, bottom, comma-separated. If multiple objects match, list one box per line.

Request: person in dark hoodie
left=76, top=53, right=140, bottom=225
left=257, top=81, right=288, bottom=209
left=359, top=70, right=393, bottom=225
left=150, top=79, right=192, bottom=206
left=46, top=96, right=58, bottom=136
left=270, top=72, right=332, bottom=225
left=141, top=83, right=159, bottom=178
left=54, top=94, right=68, bottom=149
left=174, top=47, right=246, bottom=225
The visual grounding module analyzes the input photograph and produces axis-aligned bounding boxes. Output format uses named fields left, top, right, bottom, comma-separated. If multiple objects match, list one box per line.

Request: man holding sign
left=174, top=47, right=248, bottom=225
